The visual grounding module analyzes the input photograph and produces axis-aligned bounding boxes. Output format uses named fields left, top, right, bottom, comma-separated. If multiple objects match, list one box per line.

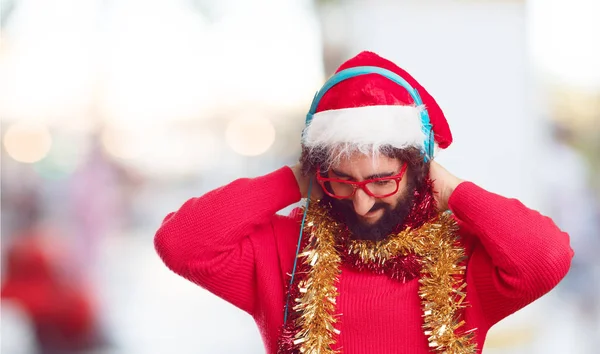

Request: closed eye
left=372, top=180, right=394, bottom=186
left=330, top=170, right=399, bottom=181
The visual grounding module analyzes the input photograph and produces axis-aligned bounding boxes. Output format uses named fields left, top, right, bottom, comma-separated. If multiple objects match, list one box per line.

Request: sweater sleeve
left=449, top=182, right=574, bottom=327
left=154, top=167, right=302, bottom=315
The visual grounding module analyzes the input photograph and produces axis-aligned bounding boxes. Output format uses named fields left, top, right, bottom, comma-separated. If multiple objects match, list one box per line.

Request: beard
left=324, top=177, right=417, bottom=242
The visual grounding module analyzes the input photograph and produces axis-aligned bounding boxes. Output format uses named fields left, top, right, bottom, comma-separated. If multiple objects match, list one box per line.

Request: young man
left=155, top=52, right=573, bottom=353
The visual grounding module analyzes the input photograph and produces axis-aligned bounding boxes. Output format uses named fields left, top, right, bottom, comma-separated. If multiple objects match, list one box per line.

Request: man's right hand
left=291, top=163, right=324, bottom=200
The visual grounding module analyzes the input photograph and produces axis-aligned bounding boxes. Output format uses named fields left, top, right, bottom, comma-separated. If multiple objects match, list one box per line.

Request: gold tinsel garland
left=292, top=203, right=476, bottom=354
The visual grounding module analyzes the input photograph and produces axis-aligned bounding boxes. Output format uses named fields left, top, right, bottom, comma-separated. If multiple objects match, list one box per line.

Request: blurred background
left=1, top=0, right=599, bottom=353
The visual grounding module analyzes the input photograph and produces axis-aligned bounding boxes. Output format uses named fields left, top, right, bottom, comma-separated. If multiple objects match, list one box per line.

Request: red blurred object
left=1, top=232, right=101, bottom=353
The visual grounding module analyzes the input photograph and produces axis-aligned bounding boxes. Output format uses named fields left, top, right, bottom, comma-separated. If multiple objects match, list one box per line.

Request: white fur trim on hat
left=303, top=105, right=426, bottom=151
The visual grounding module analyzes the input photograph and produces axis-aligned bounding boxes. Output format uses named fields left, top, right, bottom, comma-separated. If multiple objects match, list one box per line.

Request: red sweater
left=154, top=167, right=573, bottom=353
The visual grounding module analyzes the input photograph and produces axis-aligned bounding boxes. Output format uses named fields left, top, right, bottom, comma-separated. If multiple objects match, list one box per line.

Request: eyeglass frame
left=316, top=163, right=408, bottom=199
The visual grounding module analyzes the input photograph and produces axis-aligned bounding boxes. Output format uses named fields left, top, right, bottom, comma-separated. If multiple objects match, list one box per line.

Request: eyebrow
left=331, top=169, right=397, bottom=181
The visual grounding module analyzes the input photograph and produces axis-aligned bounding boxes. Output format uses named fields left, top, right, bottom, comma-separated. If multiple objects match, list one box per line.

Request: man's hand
left=291, top=163, right=324, bottom=200
left=429, top=161, right=464, bottom=212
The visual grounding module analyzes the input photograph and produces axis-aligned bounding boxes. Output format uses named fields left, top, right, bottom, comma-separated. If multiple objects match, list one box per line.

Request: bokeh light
left=225, top=114, right=276, bottom=157
left=100, top=125, right=147, bottom=160
left=3, top=122, right=52, bottom=163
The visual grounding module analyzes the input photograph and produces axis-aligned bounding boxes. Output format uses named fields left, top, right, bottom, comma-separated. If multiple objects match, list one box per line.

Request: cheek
left=380, top=194, right=400, bottom=208
left=383, top=177, right=410, bottom=207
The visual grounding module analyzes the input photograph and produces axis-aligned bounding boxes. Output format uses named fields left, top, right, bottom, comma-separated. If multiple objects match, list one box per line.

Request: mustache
left=336, top=200, right=390, bottom=214
left=368, top=203, right=387, bottom=213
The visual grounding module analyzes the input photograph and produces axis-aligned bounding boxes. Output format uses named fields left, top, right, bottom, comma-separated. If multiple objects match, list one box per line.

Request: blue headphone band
left=303, top=66, right=434, bottom=161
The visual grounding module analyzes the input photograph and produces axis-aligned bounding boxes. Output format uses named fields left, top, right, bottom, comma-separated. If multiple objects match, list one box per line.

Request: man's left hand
left=429, top=161, right=464, bottom=212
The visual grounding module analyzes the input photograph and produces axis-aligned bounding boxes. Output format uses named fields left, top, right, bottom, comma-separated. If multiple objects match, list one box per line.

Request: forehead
left=331, top=152, right=401, bottom=175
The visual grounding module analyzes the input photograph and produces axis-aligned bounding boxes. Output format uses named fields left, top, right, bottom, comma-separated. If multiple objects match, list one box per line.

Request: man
left=155, top=52, right=573, bottom=353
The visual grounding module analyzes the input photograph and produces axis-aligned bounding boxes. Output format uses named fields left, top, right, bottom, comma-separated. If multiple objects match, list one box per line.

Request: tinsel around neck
left=278, top=179, right=476, bottom=354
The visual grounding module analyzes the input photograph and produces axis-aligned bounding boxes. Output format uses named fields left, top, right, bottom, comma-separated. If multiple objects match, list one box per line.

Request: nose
left=352, top=188, right=376, bottom=216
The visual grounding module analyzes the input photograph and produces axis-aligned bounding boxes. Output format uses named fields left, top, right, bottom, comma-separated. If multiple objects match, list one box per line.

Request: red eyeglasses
left=316, top=163, right=408, bottom=199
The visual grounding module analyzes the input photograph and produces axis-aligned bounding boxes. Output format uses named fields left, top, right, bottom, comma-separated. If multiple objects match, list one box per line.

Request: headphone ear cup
left=428, top=128, right=435, bottom=160
left=419, top=107, right=434, bottom=162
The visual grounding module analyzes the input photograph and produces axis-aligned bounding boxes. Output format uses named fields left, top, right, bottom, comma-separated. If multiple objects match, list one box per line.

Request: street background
left=2, top=0, right=599, bottom=353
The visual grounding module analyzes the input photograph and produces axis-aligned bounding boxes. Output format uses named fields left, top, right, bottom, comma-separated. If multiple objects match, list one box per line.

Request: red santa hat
left=302, top=51, right=452, bottom=165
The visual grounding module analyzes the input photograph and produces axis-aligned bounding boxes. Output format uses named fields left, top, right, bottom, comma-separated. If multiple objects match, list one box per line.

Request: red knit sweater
left=154, top=167, right=573, bottom=353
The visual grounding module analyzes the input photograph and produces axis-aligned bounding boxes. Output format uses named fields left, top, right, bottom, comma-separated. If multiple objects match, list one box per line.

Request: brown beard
left=310, top=147, right=432, bottom=241
left=323, top=176, right=417, bottom=241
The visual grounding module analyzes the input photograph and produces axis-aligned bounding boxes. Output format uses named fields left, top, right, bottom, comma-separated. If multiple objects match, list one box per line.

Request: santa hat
left=302, top=51, right=452, bottom=164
